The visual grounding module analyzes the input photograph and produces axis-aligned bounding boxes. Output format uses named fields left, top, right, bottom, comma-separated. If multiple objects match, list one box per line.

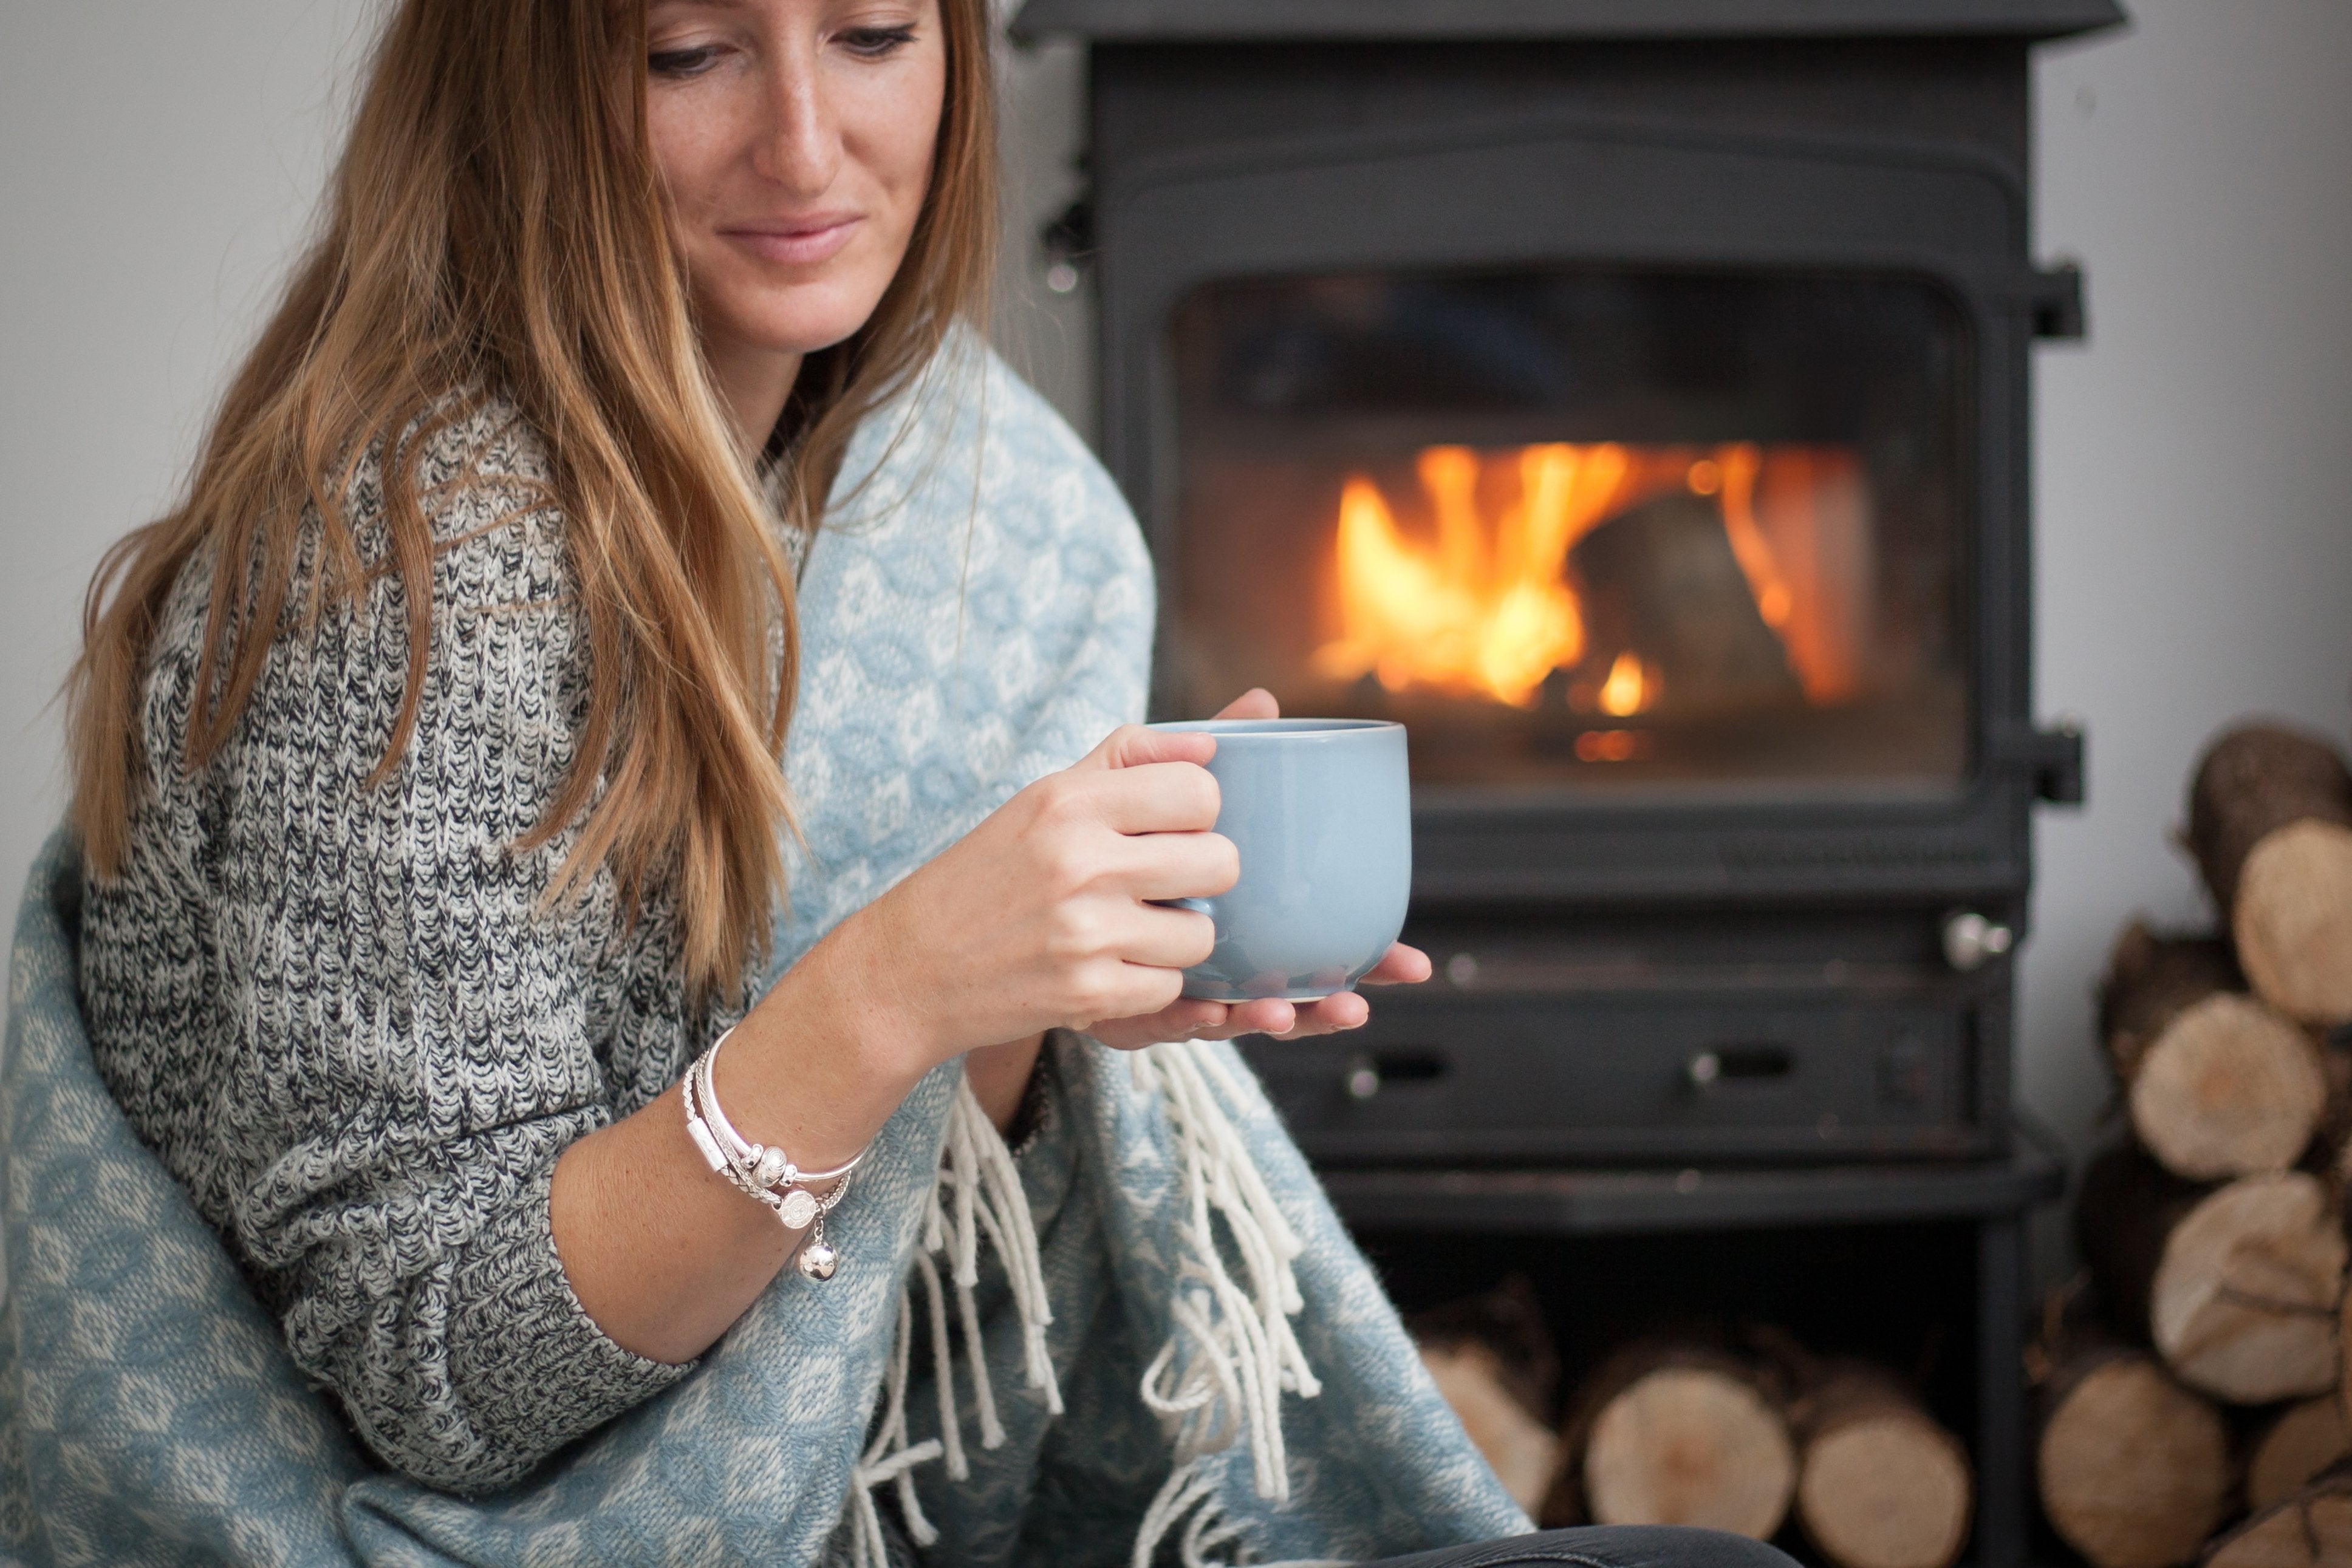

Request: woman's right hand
left=831, top=724, right=1239, bottom=1075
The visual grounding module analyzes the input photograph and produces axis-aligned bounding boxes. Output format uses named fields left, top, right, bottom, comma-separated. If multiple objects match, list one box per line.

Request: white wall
left=7, top=4, right=2351, bottom=1256
left=1, top=0, right=371, bottom=956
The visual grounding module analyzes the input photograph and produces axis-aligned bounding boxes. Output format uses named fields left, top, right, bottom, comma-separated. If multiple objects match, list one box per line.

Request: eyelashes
left=647, top=24, right=919, bottom=79
left=839, top=24, right=918, bottom=57
left=649, top=45, right=725, bottom=78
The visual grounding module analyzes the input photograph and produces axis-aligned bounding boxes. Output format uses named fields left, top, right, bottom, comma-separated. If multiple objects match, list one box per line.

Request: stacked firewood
left=2039, top=722, right=2352, bottom=1568
left=1414, top=1289, right=1975, bottom=1568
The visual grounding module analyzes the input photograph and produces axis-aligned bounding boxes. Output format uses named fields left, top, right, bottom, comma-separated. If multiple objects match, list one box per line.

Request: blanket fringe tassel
left=1127, top=1040, right=1322, bottom=1568
left=852, top=1076, right=1063, bottom=1568
left=853, top=1040, right=1318, bottom=1568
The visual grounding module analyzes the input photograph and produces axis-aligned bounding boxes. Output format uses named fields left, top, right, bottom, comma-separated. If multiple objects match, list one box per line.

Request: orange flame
left=1310, top=443, right=1632, bottom=707
left=1312, top=441, right=1856, bottom=712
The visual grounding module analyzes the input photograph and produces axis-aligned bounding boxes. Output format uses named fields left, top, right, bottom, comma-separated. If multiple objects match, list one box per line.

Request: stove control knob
left=1942, top=912, right=2014, bottom=972
left=1344, top=1057, right=1382, bottom=1102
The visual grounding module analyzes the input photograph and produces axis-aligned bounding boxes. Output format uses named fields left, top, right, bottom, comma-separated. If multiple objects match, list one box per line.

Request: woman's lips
left=722, top=215, right=861, bottom=266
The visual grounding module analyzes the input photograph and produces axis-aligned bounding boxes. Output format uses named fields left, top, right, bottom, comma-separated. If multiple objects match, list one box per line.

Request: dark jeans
left=1358, top=1525, right=1802, bottom=1568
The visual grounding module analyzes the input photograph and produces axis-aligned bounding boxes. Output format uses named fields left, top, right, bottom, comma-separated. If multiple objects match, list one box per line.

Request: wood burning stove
left=1013, top=0, right=2111, bottom=1167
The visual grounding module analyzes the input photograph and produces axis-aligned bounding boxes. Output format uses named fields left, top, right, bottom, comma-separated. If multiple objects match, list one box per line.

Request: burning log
left=2247, top=1396, right=2352, bottom=1513
left=2099, top=922, right=2327, bottom=1180
left=1780, top=1357, right=1973, bottom=1568
left=1570, top=494, right=1804, bottom=719
left=2077, top=1144, right=2344, bottom=1404
left=2033, top=1320, right=2234, bottom=1568
left=1552, top=1341, right=1795, bottom=1539
left=2200, top=1464, right=2352, bottom=1568
left=2188, top=724, right=2352, bottom=1026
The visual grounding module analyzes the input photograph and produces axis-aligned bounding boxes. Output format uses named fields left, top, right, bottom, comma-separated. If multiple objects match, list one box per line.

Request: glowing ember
left=1598, top=652, right=1654, bottom=718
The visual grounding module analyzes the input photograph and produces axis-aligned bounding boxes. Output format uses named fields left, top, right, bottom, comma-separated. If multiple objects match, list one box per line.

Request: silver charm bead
left=797, top=1236, right=839, bottom=1281
left=778, top=1187, right=819, bottom=1229
left=751, top=1147, right=790, bottom=1188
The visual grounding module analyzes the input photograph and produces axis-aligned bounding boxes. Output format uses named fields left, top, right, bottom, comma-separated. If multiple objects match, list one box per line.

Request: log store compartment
left=1008, top=3, right=2118, bottom=1563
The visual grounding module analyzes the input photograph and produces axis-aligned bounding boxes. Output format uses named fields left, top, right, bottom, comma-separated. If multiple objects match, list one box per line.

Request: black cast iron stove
left=1011, top=0, right=2113, bottom=1167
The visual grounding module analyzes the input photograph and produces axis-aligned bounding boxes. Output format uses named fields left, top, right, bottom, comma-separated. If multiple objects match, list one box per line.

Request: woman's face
left=643, top=0, right=946, bottom=384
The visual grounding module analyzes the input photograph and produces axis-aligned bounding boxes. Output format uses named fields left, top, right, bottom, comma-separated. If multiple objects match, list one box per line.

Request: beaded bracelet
left=680, top=1028, right=863, bottom=1280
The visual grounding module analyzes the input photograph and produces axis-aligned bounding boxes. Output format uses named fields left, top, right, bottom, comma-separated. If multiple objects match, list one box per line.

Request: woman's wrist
left=710, top=913, right=937, bottom=1173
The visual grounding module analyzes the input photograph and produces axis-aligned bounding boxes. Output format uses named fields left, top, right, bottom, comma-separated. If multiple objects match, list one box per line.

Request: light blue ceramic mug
left=1146, top=718, right=1412, bottom=1001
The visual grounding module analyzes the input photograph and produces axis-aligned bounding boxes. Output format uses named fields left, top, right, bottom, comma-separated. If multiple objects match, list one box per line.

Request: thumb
left=1075, top=722, right=1217, bottom=772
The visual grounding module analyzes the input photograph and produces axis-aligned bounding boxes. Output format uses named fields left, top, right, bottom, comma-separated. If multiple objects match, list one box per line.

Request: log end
left=2128, top=994, right=2328, bottom=1179
left=1799, top=1414, right=1972, bottom=1568
left=1422, top=1341, right=1565, bottom=1516
left=2202, top=1479, right=2352, bottom=1568
left=2236, top=819, right=2352, bottom=1026
left=2248, top=1397, right=2351, bottom=1514
left=2153, top=1172, right=2347, bottom=1404
left=1585, top=1366, right=1796, bottom=1539
left=2039, top=1356, right=2231, bottom=1568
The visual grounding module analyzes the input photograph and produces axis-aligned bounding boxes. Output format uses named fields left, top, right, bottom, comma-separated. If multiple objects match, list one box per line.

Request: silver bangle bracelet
left=680, top=1026, right=862, bottom=1280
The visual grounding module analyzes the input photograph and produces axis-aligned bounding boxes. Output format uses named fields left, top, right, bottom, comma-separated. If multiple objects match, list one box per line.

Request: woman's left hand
left=1086, top=688, right=1432, bottom=1050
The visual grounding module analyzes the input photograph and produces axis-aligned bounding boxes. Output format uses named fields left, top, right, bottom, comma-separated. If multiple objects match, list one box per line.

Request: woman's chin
left=703, top=284, right=897, bottom=363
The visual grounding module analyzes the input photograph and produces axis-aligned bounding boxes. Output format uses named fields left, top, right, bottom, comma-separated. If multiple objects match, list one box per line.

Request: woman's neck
left=704, top=338, right=807, bottom=457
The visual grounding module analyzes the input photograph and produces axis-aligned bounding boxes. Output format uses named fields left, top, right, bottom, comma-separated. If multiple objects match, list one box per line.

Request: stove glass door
left=1165, top=266, right=1971, bottom=801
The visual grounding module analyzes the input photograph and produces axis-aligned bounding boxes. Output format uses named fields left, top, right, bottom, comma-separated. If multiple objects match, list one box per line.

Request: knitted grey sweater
left=79, top=403, right=761, bottom=1495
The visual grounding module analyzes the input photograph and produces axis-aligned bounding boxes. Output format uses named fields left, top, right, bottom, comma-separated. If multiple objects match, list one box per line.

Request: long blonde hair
left=67, top=0, right=998, bottom=996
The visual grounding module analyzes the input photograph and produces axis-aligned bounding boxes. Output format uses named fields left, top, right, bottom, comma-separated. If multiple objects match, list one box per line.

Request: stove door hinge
left=1994, top=721, right=2087, bottom=805
left=2028, top=262, right=2086, bottom=341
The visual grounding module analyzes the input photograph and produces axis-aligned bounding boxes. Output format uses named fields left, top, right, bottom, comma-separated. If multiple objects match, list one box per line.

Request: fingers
left=1276, top=991, right=1372, bottom=1036
left=1108, top=902, right=1219, bottom=971
left=1359, top=943, right=1432, bottom=986
left=1083, top=762, right=1222, bottom=837
left=1080, top=723, right=1215, bottom=773
left=1118, top=830, right=1238, bottom=904
left=1211, top=687, right=1279, bottom=721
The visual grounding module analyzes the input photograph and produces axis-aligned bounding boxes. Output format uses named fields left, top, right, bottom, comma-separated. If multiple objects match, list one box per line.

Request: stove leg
left=1975, top=1215, right=2028, bottom=1568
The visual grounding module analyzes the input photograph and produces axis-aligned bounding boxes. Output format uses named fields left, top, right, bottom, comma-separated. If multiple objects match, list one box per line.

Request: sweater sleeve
left=148, top=448, right=699, bottom=1493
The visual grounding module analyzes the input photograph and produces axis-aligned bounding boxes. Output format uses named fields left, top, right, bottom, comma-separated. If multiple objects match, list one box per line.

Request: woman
left=4, top=1, right=1796, bottom=1564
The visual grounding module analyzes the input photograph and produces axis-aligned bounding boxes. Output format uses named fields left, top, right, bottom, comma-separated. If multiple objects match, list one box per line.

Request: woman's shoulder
left=151, top=394, right=573, bottom=661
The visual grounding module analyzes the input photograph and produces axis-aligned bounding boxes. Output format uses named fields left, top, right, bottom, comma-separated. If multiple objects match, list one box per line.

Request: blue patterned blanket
left=0, top=341, right=1524, bottom=1565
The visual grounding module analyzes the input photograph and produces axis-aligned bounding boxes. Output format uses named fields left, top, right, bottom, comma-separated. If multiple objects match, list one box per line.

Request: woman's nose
left=753, top=47, right=842, bottom=197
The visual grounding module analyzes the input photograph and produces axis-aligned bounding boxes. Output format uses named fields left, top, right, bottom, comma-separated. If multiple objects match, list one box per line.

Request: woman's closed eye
left=836, top=24, right=918, bottom=59
left=649, top=43, right=730, bottom=79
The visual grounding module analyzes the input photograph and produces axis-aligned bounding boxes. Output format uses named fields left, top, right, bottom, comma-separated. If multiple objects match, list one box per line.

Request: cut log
left=2077, top=1144, right=2345, bottom=1403
left=2201, top=1464, right=2352, bottom=1568
left=2188, top=724, right=2352, bottom=1026
left=2100, top=922, right=2326, bottom=1180
left=1421, top=1340, right=1564, bottom=1515
left=2248, top=1396, right=2352, bottom=1513
left=1557, top=1343, right=1796, bottom=1539
left=1786, top=1362, right=1973, bottom=1568
left=2035, top=1334, right=2233, bottom=1568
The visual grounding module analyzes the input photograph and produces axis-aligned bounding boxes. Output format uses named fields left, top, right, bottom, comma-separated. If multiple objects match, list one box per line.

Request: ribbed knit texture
left=78, top=400, right=739, bottom=1493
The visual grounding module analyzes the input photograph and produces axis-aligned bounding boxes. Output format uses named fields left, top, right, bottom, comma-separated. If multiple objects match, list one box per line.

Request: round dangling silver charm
left=797, top=1233, right=839, bottom=1281
left=777, top=1186, right=819, bottom=1230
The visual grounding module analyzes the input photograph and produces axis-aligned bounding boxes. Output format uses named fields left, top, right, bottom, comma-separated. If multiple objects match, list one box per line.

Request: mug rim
left=1144, top=718, right=1402, bottom=738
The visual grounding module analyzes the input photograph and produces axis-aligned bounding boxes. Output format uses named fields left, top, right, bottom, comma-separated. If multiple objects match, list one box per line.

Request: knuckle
left=1046, top=903, right=1103, bottom=960
left=1038, top=839, right=1096, bottom=898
